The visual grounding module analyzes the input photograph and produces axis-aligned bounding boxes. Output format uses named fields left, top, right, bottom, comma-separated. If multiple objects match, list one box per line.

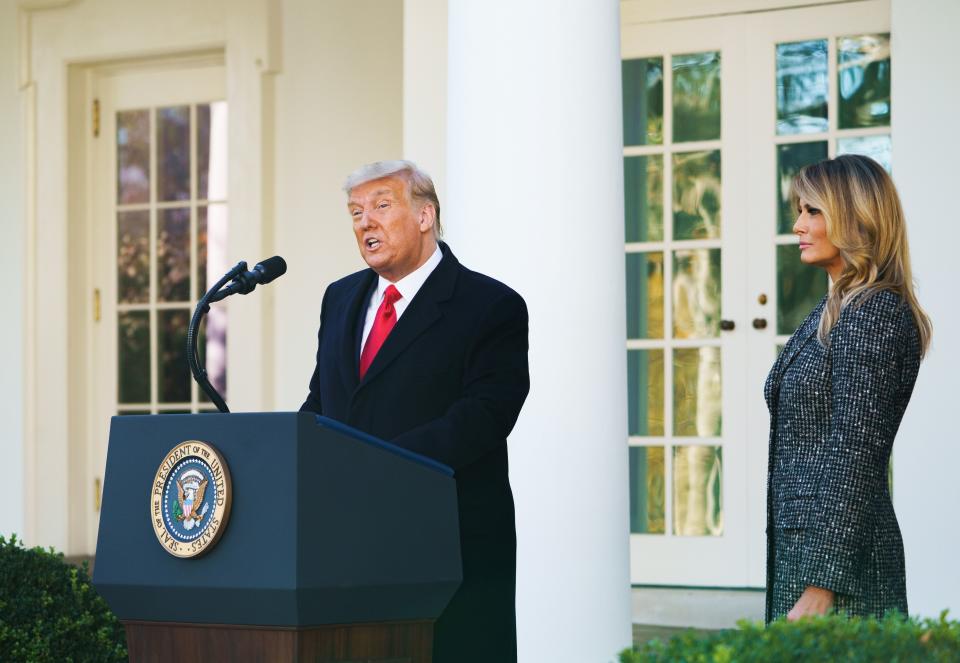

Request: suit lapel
left=338, top=270, right=378, bottom=394
left=769, top=296, right=827, bottom=399
left=355, top=243, right=459, bottom=391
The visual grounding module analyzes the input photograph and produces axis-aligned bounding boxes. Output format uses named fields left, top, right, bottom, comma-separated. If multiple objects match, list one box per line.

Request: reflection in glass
left=837, top=135, right=892, bottom=173
left=628, top=349, right=664, bottom=436
left=118, top=410, right=150, bottom=415
left=630, top=446, right=666, bottom=534
left=198, top=205, right=229, bottom=297
left=158, top=309, right=190, bottom=403
left=197, top=203, right=228, bottom=401
left=776, top=40, right=828, bottom=135
left=118, top=311, right=150, bottom=403
left=673, top=347, right=721, bottom=437
left=117, top=211, right=149, bottom=304
left=673, top=249, right=721, bottom=339
left=197, top=101, right=228, bottom=201
left=673, top=445, right=723, bottom=536
left=622, top=58, right=664, bottom=146
left=777, top=142, right=828, bottom=234
left=198, top=314, right=228, bottom=404
left=838, top=34, right=891, bottom=129
left=158, top=208, right=190, bottom=302
left=673, top=151, right=721, bottom=240
left=117, top=110, right=150, bottom=205
left=626, top=252, right=664, bottom=339
left=624, top=155, right=664, bottom=242
left=157, top=106, right=190, bottom=201
left=673, top=51, right=721, bottom=142
left=777, top=243, right=828, bottom=334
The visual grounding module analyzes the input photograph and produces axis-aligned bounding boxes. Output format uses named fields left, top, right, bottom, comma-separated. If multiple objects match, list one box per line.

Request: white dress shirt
left=360, top=244, right=443, bottom=351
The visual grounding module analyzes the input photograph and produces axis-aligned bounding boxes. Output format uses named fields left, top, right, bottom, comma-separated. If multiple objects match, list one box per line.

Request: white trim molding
left=17, top=0, right=279, bottom=553
left=621, top=0, right=872, bottom=24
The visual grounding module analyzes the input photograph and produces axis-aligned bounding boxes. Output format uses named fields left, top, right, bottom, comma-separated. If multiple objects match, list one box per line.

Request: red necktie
left=359, top=285, right=403, bottom=379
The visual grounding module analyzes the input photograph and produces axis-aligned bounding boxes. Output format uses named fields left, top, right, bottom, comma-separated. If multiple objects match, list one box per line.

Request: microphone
left=209, top=256, right=287, bottom=302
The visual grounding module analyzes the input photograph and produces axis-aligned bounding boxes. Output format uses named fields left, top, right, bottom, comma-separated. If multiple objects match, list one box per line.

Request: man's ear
left=418, top=203, right=437, bottom=233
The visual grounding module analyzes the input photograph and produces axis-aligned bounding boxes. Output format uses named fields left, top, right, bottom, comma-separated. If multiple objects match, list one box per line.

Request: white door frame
left=18, top=0, right=279, bottom=554
left=742, top=0, right=890, bottom=587
left=89, top=57, right=227, bottom=552
left=622, top=15, right=752, bottom=586
left=623, top=0, right=890, bottom=587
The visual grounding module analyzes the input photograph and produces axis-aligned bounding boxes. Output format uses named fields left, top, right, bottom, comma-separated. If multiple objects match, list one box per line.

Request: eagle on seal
left=176, top=470, right=208, bottom=524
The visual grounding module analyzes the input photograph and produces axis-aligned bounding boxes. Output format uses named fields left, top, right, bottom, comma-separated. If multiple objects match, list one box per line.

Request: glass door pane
left=624, top=48, right=726, bottom=543
left=114, top=101, right=229, bottom=415
left=772, top=32, right=892, bottom=350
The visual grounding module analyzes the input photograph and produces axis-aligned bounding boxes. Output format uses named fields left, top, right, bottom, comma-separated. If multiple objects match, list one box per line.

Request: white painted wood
left=20, top=0, right=273, bottom=554
left=622, top=15, right=752, bottom=588
left=624, top=0, right=890, bottom=589
left=0, top=0, right=27, bottom=541
left=621, top=0, right=865, bottom=24
left=91, top=60, right=226, bottom=552
left=447, top=1, right=632, bottom=659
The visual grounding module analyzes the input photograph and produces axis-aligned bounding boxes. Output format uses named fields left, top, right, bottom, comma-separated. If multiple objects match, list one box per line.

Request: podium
left=92, top=412, right=462, bottom=663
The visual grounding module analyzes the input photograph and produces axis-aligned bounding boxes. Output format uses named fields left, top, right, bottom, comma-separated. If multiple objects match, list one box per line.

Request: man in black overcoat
left=300, top=160, right=529, bottom=663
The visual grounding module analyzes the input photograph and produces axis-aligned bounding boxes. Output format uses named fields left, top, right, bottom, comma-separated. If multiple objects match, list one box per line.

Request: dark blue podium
left=92, top=412, right=462, bottom=662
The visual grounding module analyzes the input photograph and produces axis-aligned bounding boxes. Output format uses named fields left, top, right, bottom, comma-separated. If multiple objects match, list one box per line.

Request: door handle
left=719, top=319, right=735, bottom=331
left=752, top=318, right=768, bottom=330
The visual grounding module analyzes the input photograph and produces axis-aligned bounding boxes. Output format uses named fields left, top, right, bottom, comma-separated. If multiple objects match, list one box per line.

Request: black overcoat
left=763, top=290, right=921, bottom=622
left=301, top=242, right=529, bottom=662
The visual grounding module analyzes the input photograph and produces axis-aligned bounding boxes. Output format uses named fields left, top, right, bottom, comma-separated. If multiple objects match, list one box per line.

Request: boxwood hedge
left=0, top=534, right=126, bottom=663
left=621, top=612, right=960, bottom=663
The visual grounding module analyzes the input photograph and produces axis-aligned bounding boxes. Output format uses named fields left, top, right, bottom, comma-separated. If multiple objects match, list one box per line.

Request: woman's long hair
left=792, top=154, right=932, bottom=356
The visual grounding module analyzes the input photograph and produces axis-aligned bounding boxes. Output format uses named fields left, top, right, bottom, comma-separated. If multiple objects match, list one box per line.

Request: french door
left=622, top=0, right=891, bottom=587
left=89, top=57, right=228, bottom=550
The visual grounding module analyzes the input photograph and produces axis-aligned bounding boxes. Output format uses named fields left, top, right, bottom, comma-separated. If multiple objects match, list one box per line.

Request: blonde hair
left=792, top=154, right=931, bottom=356
left=343, top=160, right=443, bottom=238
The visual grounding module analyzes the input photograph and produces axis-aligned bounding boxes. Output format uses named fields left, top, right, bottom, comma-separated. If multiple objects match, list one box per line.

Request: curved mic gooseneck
left=187, top=256, right=287, bottom=413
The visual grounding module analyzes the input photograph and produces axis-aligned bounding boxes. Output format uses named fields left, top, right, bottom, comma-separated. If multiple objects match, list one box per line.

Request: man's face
left=348, top=176, right=434, bottom=282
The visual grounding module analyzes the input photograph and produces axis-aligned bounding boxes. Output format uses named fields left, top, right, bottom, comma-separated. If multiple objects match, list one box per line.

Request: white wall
left=891, top=0, right=960, bottom=619
left=0, top=0, right=401, bottom=550
left=403, top=0, right=447, bottom=205
left=271, top=0, right=403, bottom=410
left=0, top=0, right=26, bottom=539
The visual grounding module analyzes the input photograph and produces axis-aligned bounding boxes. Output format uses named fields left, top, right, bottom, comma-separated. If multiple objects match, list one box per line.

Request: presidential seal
left=150, top=441, right=232, bottom=558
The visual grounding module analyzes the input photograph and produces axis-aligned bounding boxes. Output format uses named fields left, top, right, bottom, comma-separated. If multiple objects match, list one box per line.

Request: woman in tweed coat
left=764, top=154, right=932, bottom=622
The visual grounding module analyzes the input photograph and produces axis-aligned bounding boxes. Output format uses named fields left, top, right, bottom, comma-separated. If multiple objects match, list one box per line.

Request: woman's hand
left=787, top=586, right=835, bottom=621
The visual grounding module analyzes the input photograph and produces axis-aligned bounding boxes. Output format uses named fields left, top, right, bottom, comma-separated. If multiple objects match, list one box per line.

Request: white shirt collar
left=374, top=243, right=443, bottom=304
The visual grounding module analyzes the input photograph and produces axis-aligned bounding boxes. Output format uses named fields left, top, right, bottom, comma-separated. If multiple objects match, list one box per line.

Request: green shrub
left=0, top=534, right=126, bottom=663
left=621, top=612, right=960, bottom=663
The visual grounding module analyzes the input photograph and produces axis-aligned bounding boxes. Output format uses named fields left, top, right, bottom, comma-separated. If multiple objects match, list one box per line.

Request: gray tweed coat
left=764, top=289, right=921, bottom=622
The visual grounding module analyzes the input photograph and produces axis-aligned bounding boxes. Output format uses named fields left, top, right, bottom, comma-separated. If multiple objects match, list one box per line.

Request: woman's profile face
left=794, top=198, right=843, bottom=280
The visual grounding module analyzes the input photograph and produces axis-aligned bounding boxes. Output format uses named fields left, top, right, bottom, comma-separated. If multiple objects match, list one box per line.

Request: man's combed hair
left=343, top=160, right=443, bottom=238
left=792, top=154, right=932, bottom=356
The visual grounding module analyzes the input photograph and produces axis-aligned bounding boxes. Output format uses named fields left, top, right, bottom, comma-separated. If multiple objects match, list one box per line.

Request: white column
left=0, top=0, right=26, bottom=539
left=891, top=0, right=960, bottom=619
left=446, top=2, right=631, bottom=660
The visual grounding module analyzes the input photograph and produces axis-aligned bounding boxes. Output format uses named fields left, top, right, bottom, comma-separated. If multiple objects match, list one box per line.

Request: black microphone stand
left=187, top=261, right=247, bottom=413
